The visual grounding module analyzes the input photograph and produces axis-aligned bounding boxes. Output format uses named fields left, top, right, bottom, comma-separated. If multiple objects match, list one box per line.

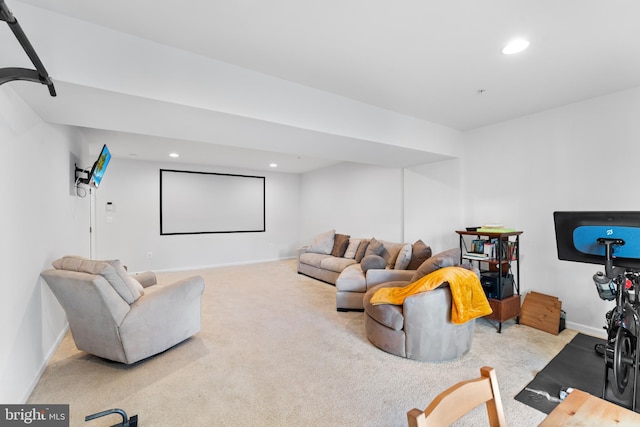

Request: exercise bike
left=593, top=237, right=640, bottom=409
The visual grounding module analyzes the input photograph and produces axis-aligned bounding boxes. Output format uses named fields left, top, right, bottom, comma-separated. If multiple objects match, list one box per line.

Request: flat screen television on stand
left=553, top=211, right=640, bottom=272
left=75, top=144, right=111, bottom=188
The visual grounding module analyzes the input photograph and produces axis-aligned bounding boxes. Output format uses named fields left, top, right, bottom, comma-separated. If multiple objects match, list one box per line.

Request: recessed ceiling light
left=169, top=152, right=179, bottom=158
left=502, top=39, right=530, bottom=55
left=269, top=163, right=278, bottom=168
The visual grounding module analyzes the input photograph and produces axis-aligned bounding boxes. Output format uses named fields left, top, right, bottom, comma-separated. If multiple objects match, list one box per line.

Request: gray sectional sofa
left=296, top=229, right=433, bottom=311
left=298, top=231, right=483, bottom=362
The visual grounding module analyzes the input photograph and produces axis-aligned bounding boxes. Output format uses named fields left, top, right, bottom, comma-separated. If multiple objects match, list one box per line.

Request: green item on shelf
left=476, top=228, right=516, bottom=233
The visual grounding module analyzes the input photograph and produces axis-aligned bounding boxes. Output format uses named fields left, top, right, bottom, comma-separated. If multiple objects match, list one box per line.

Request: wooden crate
left=520, top=291, right=562, bottom=335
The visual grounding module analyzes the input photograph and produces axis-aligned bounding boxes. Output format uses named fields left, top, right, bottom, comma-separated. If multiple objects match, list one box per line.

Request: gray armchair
left=363, top=248, right=476, bottom=362
left=41, top=256, right=205, bottom=364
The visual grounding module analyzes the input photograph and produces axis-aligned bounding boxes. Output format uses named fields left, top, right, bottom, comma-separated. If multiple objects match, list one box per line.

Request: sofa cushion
left=355, top=239, right=371, bottom=262
left=394, top=243, right=413, bottom=270
left=365, top=238, right=385, bottom=257
left=299, top=252, right=333, bottom=268
left=331, top=233, right=351, bottom=257
left=52, top=256, right=144, bottom=304
left=106, top=260, right=145, bottom=302
left=361, top=254, right=387, bottom=272
left=308, top=229, right=335, bottom=254
left=364, top=282, right=407, bottom=331
left=344, top=239, right=361, bottom=259
left=379, top=240, right=405, bottom=268
left=407, top=240, right=433, bottom=270
left=335, top=264, right=367, bottom=292
left=319, top=256, right=358, bottom=273
left=411, top=247, right=461, bottom=282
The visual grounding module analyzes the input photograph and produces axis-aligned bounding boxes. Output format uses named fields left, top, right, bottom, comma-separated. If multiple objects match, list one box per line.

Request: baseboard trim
left=131, top=256, right=297, bottom=274
left=20, top=323, right=69, bottom=403
left=565, top=320, right=606, bottom=339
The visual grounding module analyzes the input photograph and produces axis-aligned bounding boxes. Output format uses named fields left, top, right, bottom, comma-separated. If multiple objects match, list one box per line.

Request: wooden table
left=539, top=389, right=640, bottom=426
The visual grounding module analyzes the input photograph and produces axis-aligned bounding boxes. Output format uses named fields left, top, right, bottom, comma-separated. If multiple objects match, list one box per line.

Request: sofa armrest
left=297, top=245, right=310, bottom=273
left=366, top=269, right=415, bottom=289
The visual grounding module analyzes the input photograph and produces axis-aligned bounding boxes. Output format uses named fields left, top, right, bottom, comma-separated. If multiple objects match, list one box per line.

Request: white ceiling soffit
left=6, top=1, right=640, bottom=171
left=76, top=129, right=341, bottom=174
left=13, top=81, right=452, bottom=173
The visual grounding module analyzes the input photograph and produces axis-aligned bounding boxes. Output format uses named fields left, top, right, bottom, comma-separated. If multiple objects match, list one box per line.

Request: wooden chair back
left=407, top=366, right=506, bottom=427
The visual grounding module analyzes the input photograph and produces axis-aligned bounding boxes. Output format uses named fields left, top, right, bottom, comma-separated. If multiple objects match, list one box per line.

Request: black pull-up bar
left=0, top=0, right=56, bottom=96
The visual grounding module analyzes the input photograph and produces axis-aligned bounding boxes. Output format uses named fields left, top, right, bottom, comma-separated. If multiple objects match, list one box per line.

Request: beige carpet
left=29, top=259, right=577, bottom=426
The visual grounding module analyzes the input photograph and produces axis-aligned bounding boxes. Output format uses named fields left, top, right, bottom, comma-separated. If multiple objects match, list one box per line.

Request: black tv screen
left=554, top=211, right=640, bottom=269
left=89, top=144, right=111, bottom=188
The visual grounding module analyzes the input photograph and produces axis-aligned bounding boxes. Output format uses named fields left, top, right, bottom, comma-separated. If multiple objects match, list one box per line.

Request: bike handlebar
left=597, top=237, right=626, bottom=279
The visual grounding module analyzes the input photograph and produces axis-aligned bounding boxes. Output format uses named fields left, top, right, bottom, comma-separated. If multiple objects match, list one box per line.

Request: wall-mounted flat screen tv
left=88, top=144, right=111, bottom=188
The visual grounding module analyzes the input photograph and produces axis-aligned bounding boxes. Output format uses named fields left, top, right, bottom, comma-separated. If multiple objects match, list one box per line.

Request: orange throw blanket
left=370, top=266, right=493, bottom=324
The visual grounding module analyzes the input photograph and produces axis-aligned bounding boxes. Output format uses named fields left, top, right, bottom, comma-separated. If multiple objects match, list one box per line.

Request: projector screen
left=160, top=169, right=266, bottom=235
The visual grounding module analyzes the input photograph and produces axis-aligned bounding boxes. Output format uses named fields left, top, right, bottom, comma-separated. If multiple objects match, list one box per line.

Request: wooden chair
left=407, top=366, right=506, bottom=427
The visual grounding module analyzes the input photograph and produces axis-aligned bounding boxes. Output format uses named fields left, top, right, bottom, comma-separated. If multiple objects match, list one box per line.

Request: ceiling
left=5, top=0, right=640, bottom=172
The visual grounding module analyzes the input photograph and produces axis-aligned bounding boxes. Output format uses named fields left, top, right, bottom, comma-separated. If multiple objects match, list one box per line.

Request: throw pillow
left=344, top=239, right=361, bottom=259
left=365, top=238, right=385, bottom=257
left=407, top=239, right=433, bottom=270
left=308, top=229, right=335, bottom=254
left=331, top=233, right=351, bottom=257
left=361, top=255, right=387, bottom=273
left=380, top=241, right=405, bottom=268
left=411, top=247, right=461, bottom=282
left=106, top=259, right=145, bottom=301
left=394, top=243, right=413, bottom=270
left=355, top=239, right=371, bottom=262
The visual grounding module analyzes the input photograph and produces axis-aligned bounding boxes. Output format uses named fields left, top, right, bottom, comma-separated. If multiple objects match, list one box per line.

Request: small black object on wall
left=0, top=0, right=56, bottom=96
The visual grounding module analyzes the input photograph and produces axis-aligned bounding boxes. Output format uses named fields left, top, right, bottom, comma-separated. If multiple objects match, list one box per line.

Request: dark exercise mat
left=515, top=333, right=640, bottom=414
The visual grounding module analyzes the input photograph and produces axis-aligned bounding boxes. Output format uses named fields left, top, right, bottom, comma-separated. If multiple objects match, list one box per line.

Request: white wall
left=299, top=163, right=404, bottom=243
left=0, top=85, right=89, bottom=403
left=299, top=160, right=463, bottom=253
left=404, top=159, right=463, bottom=252
left=93, top=158, right=301, bottom=272
left=462, top=86, right=640, bottom=337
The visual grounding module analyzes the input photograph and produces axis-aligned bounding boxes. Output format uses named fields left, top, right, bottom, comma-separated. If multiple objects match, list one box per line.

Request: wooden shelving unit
left=456, top=229, right=523, bottom=332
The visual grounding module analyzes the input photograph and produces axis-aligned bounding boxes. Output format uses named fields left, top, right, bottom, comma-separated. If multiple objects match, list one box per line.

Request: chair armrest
left=402, top=285, right=475, bottom=361
left=122, top=276, right=205, bottom=326
left=119, top=275, right=205, bottom=363
left=131, top=271, right=157, bottom=288
left=403, top=286, right=451, bottom=323
left=366, top=269, right=415, bottom=289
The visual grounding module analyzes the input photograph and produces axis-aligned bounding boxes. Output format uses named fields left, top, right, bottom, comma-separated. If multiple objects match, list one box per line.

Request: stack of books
left=465, top=238, right=497, bottom=260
